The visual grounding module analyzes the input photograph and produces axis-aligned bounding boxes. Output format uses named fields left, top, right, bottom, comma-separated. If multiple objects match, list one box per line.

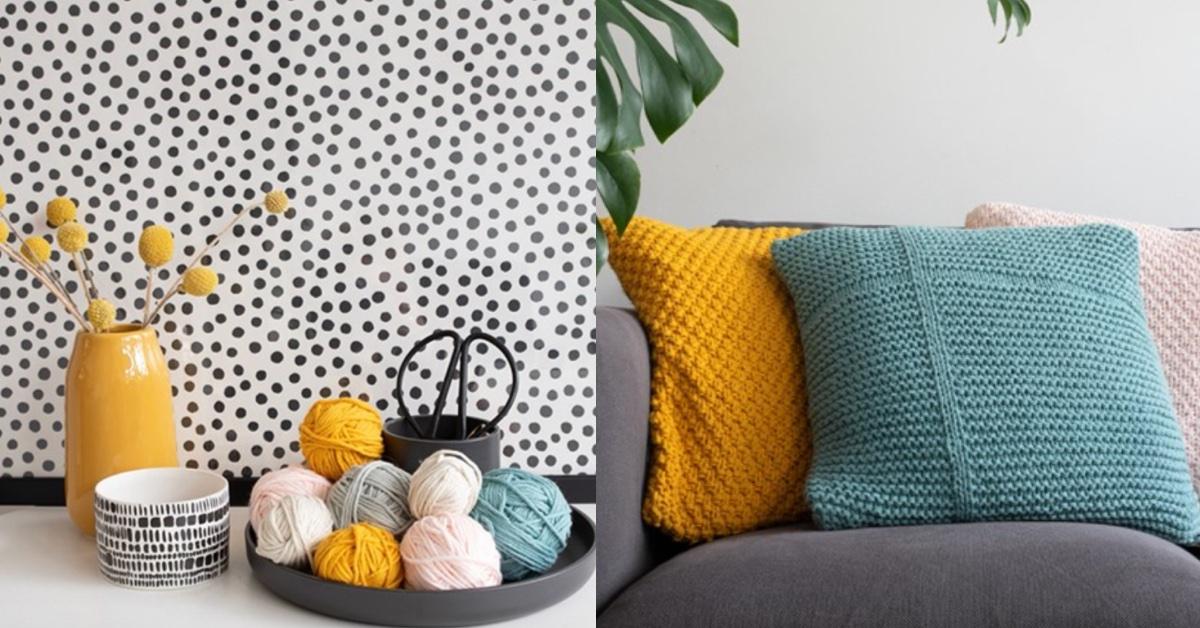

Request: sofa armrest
left=597, top=306, right=681, bottom=611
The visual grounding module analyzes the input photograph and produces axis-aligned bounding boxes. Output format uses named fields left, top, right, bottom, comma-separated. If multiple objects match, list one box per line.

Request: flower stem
left=78, top=250, right=100, bottom=301
left=71, top=253, right=92, bottom=309
left=0, top=243, right=89, bottom=329
left=142, top=267, right=153, bottom=325
left=143, top=202, right=259, bottom=329
left=143, top=283, right=180, bottom=328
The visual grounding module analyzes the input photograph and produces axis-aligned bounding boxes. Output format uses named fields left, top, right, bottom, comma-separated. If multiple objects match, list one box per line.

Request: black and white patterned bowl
left=93, top=467, right=230, bottom=590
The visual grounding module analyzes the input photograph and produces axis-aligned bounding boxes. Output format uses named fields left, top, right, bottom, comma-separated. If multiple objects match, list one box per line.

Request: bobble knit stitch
left=602, top=217, right=809, bottom=541
left=772, top=224, right=1200, bottom=543
left=968, top=203, right=1200, bottom=494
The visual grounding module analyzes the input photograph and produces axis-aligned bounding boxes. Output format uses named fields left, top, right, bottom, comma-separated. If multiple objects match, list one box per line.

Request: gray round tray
left=245, top=508, right=596, bottom=627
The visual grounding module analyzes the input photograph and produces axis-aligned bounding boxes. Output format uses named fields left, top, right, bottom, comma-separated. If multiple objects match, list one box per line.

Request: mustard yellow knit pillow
left=603, top=217, right=809, bottom=541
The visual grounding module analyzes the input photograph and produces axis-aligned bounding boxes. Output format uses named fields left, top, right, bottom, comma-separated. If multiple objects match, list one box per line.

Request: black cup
left=383, top=415, right=502, bottom=473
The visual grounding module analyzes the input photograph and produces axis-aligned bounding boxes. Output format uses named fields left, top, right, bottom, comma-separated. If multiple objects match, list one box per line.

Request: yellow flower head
left=0, top=220, right=8, bottom=244
left=138, top=225, right=174, bottom=268
left=87, top=299, right=116, bottom=332
left=181, top=266, right=218, bottom=296
left=21, top=236, right=51, bottom=264
left=0, top=183, right=6, bottom=210
left=46, top=196, right=77, bottom=227
left=263, top=189, right=290, bottom=215
left=57, top=222, right=88, bottom=253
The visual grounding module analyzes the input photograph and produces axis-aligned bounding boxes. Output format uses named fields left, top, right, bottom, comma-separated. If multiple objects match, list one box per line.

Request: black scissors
left=395, top=329, right=519, bottom=440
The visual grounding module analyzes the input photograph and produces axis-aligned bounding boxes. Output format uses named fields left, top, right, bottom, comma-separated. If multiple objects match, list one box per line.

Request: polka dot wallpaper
left=0, top=1, right=596, bottom=479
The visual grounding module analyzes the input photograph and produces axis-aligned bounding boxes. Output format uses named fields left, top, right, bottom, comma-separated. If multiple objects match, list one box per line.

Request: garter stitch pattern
left=967, top=203, right=1200, bottom=493
left=602, top=217, right=809, bottom=542
left=771, top=224, right=1200, bottom=543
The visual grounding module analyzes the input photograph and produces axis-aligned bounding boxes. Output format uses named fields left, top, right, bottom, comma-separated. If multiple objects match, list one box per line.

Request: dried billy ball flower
left=46, top=197, right=77, bottom=227
left=0, top=220, right=8, bottom=243
left=181, top=266, right=219, bottom=296
left=264, top=189, right=290, bottom=215
left=86, top=299, right=116, bottom=332
left=21, top=236, right=51, bottom=264
left=138, top=225, right=174, bottom=268
left=57, top=222, right=88, bottom=253
left=0, top=183, right=6, bottom=210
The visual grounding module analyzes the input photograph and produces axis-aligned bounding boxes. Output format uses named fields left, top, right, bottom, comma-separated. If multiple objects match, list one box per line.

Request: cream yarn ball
left=255, top=495, right=335, bottom=568
left=400, top=514, right=502, bottom=591
left=249, top=466, right=332, bottom=532
left=326, top=460, right=415, bottom=536
left=409, top=450, right=483, bottom=518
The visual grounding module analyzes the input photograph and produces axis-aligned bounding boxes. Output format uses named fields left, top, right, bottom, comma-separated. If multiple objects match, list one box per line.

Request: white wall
left=600, top=1, right=1200, bottom=304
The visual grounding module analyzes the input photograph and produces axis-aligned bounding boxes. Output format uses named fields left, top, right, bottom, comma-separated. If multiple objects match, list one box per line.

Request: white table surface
left=0, top=505, right=596, bottom=628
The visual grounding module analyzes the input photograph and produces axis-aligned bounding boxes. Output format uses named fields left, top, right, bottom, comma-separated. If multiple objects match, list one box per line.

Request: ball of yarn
left=312, top=522, right=403, bottom=589
left=299, top=398, right=385, bottom=481
left=400, top=514, right=501, bottom=591
left=249, top=466, right=332, bottom=532
left=470, top=468, right=572, bottom=581
left=327, top=460, right=415, bottom=536
left=255, top=495, right=334, bottom=569
left=409, top=450, right=483, bottom=518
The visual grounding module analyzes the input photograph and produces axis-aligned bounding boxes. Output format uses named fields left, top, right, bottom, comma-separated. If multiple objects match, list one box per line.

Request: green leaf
left=596, top=150, right=641, bottom=234
left=628, top=0, right=725, bottom=105
left=596, top=222, right=609, bottom=271
left=994, top=0, right=1031, bottom=43
left=599, top=0, right=695, bottom=143
left=597, top=62, right=618, bottom=152
left=597, top=23, right=646, bottom=153
left=665, top=0, right=738, bottom=46
left=1011, top=0, right=1029, bottom=36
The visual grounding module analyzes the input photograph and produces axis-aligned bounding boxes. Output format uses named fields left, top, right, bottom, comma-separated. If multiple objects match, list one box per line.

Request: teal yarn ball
left=470, top=468, right=571, bottom=581
left=326, top=460, right=415, bottom=536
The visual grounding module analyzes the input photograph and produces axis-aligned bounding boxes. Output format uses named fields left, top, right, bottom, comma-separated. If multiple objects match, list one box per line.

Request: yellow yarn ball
left=138, top=225, right=174, bottom=267
left=181, top=266, right=219, bottom=296
left=87, top=299, right=116, bottom=332
left=46, top=196, right=77, bottom=227
left=264, top=189, right=290, bottom=214
left=21, top=237, right=51, bottom=264
left=312, top=522, right=403, bottom=589
left=57, top=222, right=88, bottom=253
left=299, top=398, right=384, bottom=481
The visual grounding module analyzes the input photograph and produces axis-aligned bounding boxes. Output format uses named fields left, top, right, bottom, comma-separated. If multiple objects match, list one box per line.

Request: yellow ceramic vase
left=65, top=324, right=177, bottom=534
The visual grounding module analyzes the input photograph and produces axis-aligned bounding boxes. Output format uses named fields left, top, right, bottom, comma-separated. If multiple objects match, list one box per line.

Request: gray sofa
left=597, top=306, right=1200, bottom=628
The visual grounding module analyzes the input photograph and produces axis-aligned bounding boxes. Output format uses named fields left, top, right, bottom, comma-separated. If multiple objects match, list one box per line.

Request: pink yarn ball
left=250, top=466, right=333, bottom=532
left=400, top=514, right=502, bottom=591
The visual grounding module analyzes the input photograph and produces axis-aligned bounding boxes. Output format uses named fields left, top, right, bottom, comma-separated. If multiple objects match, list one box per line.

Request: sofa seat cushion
left=600, top=522, right=1200, bottom=628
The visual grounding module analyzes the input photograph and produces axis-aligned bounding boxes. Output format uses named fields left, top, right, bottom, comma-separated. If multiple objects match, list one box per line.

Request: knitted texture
left=771, top=224, right=1200, bottom=543
left=603, top=217, right=809, bottom=541
left=968, top=203, right=1200, bottom=493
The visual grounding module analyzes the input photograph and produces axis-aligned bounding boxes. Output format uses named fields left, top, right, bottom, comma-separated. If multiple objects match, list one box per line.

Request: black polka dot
left=0, top=1, right=594, bottom=478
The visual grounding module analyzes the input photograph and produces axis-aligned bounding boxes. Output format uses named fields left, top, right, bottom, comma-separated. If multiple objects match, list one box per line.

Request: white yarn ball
left=255, top=494, right=335, bottom=568
left=409, top=450, right=483, bottom=518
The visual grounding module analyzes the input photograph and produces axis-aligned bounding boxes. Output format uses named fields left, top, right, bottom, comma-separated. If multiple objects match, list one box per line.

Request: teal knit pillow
left=771, top=225, right=1200, bottom=543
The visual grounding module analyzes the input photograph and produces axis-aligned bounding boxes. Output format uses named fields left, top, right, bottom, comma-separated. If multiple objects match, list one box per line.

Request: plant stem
left=143, top=202, right=259, bottom=329
left=143, top=283, right=180, bottom=328
left=79, top=250, right=100, bottom=300
left=71, top=253, right=92, bottom=308
left=37, top=259, right=86, bottom=324
left=142, top=267, right=153, bottom=324
left=0, top=243, right=89, bottom=328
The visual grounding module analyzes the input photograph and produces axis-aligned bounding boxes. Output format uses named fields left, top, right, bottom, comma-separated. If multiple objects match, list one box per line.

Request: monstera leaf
left=595, top=0, right=738, bottom=266
left=595, top=1, right=1032, bottom=269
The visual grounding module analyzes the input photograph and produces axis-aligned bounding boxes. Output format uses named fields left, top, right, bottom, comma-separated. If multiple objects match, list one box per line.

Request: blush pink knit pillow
left=967, top=203, right=1200, bottom=490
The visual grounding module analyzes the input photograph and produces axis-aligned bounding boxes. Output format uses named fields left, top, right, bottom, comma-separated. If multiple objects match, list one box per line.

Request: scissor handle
left=395, top=329, right=461, bottom=439
left=457, top=332, right=519, bottom=438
